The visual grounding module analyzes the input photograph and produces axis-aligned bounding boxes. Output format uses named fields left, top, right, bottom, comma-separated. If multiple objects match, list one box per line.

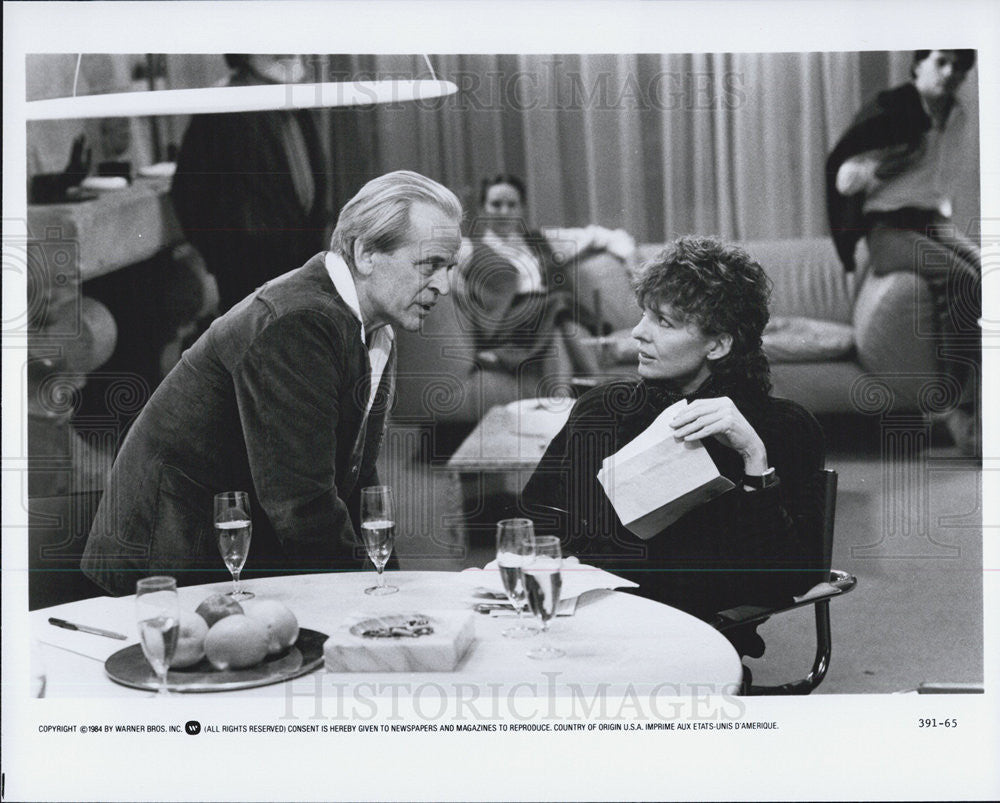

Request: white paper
left=460, top=556, right=639, bottom=599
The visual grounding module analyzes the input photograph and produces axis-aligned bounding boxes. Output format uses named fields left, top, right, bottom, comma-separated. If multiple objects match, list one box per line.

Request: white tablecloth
left=30, top=571, right=742, bottom=698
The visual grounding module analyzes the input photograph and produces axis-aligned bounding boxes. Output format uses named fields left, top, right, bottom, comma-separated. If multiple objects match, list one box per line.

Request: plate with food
left=105, top=593, right=328, bottom=693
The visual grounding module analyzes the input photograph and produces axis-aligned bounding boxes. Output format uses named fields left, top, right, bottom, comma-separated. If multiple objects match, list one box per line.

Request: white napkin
left=460, top=556, right=639, bottom=600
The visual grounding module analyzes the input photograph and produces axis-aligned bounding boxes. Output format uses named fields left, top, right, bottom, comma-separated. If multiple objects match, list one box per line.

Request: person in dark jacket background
left=83, top=171, right=462, bottom=595
left=825, top=49, right=980, bottom=454
left=171, top=54, right=332, bottom=312
left=521, top=236, right=826, bottom=657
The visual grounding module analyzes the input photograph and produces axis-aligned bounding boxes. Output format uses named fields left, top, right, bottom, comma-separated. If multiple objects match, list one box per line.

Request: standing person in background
left=826, top=49, right=980, bottom=455
left=171, top=54, right=332, bottom=312
left=458, top=174, right=635, bottom=397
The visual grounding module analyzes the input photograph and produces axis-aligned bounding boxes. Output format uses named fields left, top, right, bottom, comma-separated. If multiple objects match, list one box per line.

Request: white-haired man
left=83, top=171, right=462, bottom=595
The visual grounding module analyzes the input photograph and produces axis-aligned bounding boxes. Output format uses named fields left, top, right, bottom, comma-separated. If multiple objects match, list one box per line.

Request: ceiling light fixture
left=26, top=55, right=457, bottom=120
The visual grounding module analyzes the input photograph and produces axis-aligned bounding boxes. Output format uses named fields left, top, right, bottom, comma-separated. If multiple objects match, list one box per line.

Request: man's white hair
left=330, top=170, right=462, bottom=270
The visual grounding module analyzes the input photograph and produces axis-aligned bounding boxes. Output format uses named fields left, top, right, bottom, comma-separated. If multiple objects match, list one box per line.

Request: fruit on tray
left=194, top=593, right=244, bottom=627
left=204, top=614, right=270, bottom=670
left=172, top=610, right=210, bottom=668
left=241, top=599, right=300, bottom=656
left=171, top=594, right=302, bottom=672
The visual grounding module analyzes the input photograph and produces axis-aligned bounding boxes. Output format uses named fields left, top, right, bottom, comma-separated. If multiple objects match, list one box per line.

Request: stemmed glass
left=135, top=576, right=179, bottom=696
left=524, top=535, right=565, bottom=659
left=496, top=518, right=540, bottom=639
left=361, top=485, right=398, bottom=595
left=214, top=491, right=254, bottom=601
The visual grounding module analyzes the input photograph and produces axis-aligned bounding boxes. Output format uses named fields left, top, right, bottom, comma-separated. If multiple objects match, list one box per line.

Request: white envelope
left=597, top=399, right=735, bottom=539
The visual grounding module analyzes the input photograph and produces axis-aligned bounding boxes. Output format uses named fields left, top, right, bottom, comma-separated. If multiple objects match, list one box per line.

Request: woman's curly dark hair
left=632, top=235, right=772, bottom=394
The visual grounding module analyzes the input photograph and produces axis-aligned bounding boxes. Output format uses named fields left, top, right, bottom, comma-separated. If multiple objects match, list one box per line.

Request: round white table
left=30, top=571, right=743, bottom=699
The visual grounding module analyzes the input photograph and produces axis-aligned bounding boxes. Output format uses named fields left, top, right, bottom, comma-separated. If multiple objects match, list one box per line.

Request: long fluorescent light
left=26, top=79, right=458, bottom=120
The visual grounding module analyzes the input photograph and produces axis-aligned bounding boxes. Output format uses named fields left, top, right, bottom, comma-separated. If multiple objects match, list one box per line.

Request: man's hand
left=669, top=396, right=768, bottom=474
left=835, top=154, right=879, bottom=195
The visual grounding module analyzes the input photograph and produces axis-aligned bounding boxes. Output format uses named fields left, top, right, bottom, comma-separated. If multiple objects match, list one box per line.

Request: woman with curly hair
left=521, top=235, right=826, bottom=657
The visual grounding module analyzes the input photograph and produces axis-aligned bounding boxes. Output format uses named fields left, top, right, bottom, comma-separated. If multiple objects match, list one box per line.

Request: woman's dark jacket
left=521, top=374, right=827, bottom=632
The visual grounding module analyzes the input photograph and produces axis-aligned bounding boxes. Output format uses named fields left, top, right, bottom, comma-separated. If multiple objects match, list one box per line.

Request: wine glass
left=214, top=491, right=254, bottom=601
left=524, top=535, right=565, bottom=659
left=135, top=576, right=179, bottom=696
left=361, top=485, right=398, bottom=595
left=496, top=518, right=540, bottom=639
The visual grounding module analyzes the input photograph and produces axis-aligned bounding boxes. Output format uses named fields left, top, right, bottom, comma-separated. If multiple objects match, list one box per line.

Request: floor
left=386, top=415, right=985, bottom=695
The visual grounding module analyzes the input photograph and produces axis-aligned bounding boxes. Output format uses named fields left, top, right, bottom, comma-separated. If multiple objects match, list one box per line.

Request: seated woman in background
left=457, top=174, right=634, bottom=397
left=521, top=236, right=826, bottom=657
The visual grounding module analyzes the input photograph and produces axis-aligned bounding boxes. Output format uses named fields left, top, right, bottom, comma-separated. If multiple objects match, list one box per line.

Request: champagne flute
left=135, top=576, right=179, bottom=696
left=496, top=518, right=540, bottom=639
left=214, top=491, right=254, bottom=601
left=524, top=536, right=565, bottom=659
left=361, top=485, right=398, bottom=595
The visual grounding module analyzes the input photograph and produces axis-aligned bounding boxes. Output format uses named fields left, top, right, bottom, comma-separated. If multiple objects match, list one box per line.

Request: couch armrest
left=574, top=251, right=637, bottom=332
left=852, top=271, right=941, bottom=410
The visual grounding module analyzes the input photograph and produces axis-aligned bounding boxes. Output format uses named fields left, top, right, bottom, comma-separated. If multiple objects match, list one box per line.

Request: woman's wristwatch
left=742, top=466, right=778, bottom=491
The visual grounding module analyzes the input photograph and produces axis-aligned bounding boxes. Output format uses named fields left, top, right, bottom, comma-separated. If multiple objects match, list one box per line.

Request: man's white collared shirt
left=324, top=251, right=393, bottom=417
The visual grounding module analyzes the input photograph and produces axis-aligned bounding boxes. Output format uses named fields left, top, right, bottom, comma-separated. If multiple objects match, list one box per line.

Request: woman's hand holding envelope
left=668, top=396, right=768, bottom=475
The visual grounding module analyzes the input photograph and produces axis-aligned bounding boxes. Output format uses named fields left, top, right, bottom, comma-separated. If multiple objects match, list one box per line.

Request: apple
left=171, top=610, right=209, bottom=668
left=241, top=599, right=299, bottom=655
left=204, top=615, right=270, bottom=670
left=195, top=593, right=244, bottom=627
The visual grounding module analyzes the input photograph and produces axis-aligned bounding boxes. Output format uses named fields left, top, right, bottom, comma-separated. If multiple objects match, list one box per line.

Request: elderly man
left=82, top=171, right=462, bottom=595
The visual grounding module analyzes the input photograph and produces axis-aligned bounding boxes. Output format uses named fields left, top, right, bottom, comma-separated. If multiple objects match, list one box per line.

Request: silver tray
left=105, top=628, right=328, bottom=693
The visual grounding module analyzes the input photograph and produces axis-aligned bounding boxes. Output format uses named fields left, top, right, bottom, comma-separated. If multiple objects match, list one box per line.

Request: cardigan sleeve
left=231, top=309, right=360, bottom=568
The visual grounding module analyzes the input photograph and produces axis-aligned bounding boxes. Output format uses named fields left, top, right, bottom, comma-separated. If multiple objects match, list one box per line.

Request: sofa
left=392, top=237, right=940, bottom=430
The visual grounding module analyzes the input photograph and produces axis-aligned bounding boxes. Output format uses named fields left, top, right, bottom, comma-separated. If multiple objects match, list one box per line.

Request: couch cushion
left=770, top=361, right=867, bottom=415
left=763, top=316, right=855, bottom=363
left=740, top=238, right=854, bottom=324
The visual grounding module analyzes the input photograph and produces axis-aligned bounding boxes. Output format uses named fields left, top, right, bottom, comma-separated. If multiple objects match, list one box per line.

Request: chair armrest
left=712, top=569, right=857, bottom=631
left=792, top=569, right=857, bottom=603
